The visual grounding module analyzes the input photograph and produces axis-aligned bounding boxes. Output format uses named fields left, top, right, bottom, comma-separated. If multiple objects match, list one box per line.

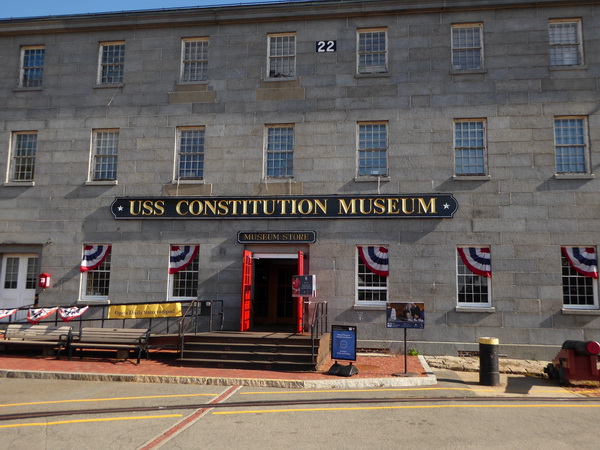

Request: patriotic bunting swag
left=358, top=246, right=389, bottom=277
left=458, top=247, right=492, bottom=278
left=81, top=245, right=112, bottom=272
left=27, top=307, right=58, bottom=324
left=169, top=245, right=200, bottom=274
left=0, top=309, right=17, bottom=320
left=58, top=306, right=89, bottom=322
left=562, top=247, right=598, bottom=279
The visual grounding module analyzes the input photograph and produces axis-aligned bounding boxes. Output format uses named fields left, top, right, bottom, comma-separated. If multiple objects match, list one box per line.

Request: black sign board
left=238, top=231, right=316, bottom=243
left=386, top=302, right=425, bottom=329
left=331, top=325, right=357, bottom=361
left=111, top=194, right=458, bottom=220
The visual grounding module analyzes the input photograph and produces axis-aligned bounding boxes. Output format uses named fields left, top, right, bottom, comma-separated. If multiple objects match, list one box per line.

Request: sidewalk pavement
left=0, top=350, right=597, bottom=397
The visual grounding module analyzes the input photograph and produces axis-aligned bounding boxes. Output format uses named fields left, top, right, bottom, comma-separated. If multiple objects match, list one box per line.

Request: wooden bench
left=69, top=327, right=150, bottom=364
left=1, top=324, right=72, bottom=358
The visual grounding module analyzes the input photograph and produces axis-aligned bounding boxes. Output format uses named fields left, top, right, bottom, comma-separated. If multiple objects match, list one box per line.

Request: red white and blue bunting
left=80, top=245, right=112, bottom=272
left=169, top=245, right=200, bottom=274
left=0, top=309, right=17, bottom=320
left=458, top=247, right=492, bottom=278
left=562, top=247, right=598, bottom=279
left=358, top=246, right=389, bottom=277
left=27, top=307, right=58, bottom=324
left=58, top=306, right=89, bottom=322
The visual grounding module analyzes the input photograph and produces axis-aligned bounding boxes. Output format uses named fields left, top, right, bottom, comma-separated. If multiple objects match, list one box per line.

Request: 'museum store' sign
left=111, top=194, right=458, bottom=220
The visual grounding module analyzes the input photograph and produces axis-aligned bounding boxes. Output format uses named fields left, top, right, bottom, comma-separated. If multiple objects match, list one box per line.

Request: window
left=357, top=28, right=387, bottom=74
left=454, top=120, right=487, bottom=176
left=267, top=33, right=296, bottom=78
left=554, top=117, right=589, bottom=175
left=169, top=245, right=200, bottom=300
left=356, top=246, right=388, bottom=305
left=357, top=122, right=387, bottom=177
left=457, top=247, right=491, bottom=307
left=181, top=37, right=209, bottom=82
left=562, top=247, right=598, bottom=309
left=19, top=46, right=45, bottom=87
left=90, top=129, right=119, bottom=181
left=80, top=245, right=111, bottom=300
left=549, top=19, right=583, bottom=67
left=98, top=42, right=125, bottom=84
left=265, top=125, right=294, bottom=178
left=176, top=127, right=205, bottom=180
left=9, top=132, right=37, bottom=182
left=451, top=24, right=483, bottom=70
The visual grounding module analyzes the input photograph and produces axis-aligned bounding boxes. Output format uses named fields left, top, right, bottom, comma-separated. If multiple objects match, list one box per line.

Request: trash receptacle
left=479, top=337, right=500, bottom=386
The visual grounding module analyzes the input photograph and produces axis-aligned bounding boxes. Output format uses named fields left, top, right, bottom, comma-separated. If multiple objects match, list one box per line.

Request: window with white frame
left=19, top=46, right=45, bottom=87
left=554, top=117, right=589, bottom=175
left=265, top=125, right=294, bottom=178
left=91, top=129, right=119, bottom=181
left=356, top=246, right=388, bottom=305
left=176, top=127, right=205, bottom=180
left=549, top=19, right=583, bottom=67
left=561, top=247, right=598, bottom=309
left=181, top=37, right=209, bottom=82
left=9, top=131, right=37, bottom=182
left=267, top=33, right=296, bottom=78
left=454, top=119, right=487, bottom=176
left=457, top=247, right=491, bottom=306
left=80, top=244, right=112, bottom=300
left=357, top=122, right=388, bottom=177
left=98, top=41, right=125, bottom=85
left=357, top=28, right=387, bottom=74
left=451, top=24, right=483, bottom=70
left=169, top=245, right=200, bottom=300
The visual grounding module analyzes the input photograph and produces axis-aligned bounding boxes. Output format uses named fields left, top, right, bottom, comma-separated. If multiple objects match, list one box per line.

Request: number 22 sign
left=316, top=40, right=336, bottom=52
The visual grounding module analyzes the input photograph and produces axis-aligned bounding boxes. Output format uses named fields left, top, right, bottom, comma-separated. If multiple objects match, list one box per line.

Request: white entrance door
left=0, top=254, right=38, bottom=322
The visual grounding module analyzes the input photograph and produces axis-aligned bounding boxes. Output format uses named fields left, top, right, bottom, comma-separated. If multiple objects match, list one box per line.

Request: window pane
left=172, top=256, right=199, bottom=298
left=549, top=22, right=581, bottom=66
left=12, top=133, right=37, bottom=181
left=266, top=126, right=294, bottom=177
left=100, top=44, right=125, bottom=84
left=21, top=47, right=45, bottom=87
left=555, top=118, right=586, bottom=173
left=3, top=258, right=19, bottom=289
left=562, top=253, right=596, bottom=306
left=357, top=248, right=388, bottom=303
left=452, top=26, right=482, bottom=70
left=454, top=121, right=486, bottom=175
left=269, top=35, right=295, bottom=78
left=182, top=39, right=208, bottom=82
left=93, top=131, right=119, bottom=181
left=85, top=255, right=111, bottom=297
left=358, top=30, right=387, bottom=73
left=358, top=123, right=387, bottom=176
left=178, top=129, right=205, bottom=179
left=26, top=257, right=38, bottom=290
left=457, top=257, right=489, bottom=304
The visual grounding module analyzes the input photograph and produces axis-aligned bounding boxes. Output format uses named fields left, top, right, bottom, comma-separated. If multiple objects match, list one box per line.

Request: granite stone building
left=1, top=0, right=599, bottom=359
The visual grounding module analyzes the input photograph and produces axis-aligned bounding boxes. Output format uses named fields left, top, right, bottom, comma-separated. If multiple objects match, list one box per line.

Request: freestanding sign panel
left=386, top=302, right=425, bottom=329
left=331, top=325, right=357, bottom=361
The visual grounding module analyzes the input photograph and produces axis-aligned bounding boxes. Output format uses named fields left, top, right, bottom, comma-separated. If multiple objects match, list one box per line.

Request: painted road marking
left=213, top=403, right=600, bottom=415
left=139, top=384, right=242, bottom=450
left=0, top=393, right=218, bottom=409
left=240, top=387, right=570, bottom=395
left=0, top=414, right=182, bottom=429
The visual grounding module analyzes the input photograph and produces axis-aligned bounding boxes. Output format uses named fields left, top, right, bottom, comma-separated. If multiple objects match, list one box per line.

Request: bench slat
left=69, top=327, right=150, bottom=364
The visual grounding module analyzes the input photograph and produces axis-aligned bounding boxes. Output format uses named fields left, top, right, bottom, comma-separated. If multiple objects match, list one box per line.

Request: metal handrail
left=309, top=301, right=328, bottom=364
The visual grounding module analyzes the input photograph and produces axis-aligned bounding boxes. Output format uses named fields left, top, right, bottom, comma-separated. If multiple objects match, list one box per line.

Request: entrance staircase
left=178, top=331, right=330, bottom=372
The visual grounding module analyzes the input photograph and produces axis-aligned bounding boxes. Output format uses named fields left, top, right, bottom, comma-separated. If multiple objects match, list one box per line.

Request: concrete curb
left=0, top=355, right=437, bottom=389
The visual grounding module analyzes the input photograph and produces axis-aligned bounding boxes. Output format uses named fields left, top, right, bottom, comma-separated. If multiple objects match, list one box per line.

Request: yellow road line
left=1, top=393, right=217, bottom=408
left=0, top=414, right=182, bottom=429
left=214, top=403, right=600, bottom=415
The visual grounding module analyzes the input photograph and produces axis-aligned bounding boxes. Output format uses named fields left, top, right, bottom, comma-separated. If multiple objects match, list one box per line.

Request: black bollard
left=479, top=337, right=500, bottom=386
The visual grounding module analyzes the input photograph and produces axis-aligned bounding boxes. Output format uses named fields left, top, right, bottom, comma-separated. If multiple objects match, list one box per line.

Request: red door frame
left=296, top=251, right=305, bottom=333
left=239, top=250, right=253, bottom=331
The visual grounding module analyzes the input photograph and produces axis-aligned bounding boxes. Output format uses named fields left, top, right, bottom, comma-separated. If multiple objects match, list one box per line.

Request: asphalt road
left=1, top=373, right=598, bottom=449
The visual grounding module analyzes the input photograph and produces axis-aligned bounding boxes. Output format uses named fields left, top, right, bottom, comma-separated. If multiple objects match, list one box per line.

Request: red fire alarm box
left=38, top=273, right=51, bottom=289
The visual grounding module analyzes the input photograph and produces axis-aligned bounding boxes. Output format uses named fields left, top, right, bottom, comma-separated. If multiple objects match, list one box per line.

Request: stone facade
left=1, top=0, right=600, bottom=359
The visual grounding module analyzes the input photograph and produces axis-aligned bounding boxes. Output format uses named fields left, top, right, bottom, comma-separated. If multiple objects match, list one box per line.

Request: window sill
left=263, top=177, right=295, bottom=182
left=355, top=72, right=390, bottom=78
left=561, top=308, right=600, bottom=315
left=354, top=176, right=390, bottom=182
left=3, top=181, right=35, bottom=187
left=450, top=68, right=487, bottom=75
left=554, top=173, right=594, bottom=180
left=262, top=76, right=297, bottom=83
left=172, top=179, right=205, bottom=184
left=93, top=83, right=124, bottom=89
left=550, top=65, right=587, bottom=71
left=455, top=306, right=495, bottom=313
left=452, top=175, right=491, bottom=181
left=13, top=86, right=43, bottom=92
left=353, top=304, right=386, bottom=311
left=85, top=180, right=118, bottom=186
left=176, top=81, right=209, bottom=86
left=79, top=299, right=110, bottom=305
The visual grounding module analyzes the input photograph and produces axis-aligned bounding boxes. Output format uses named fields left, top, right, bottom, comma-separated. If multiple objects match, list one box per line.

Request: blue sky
left=0, top=1, right=279, bottom=20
